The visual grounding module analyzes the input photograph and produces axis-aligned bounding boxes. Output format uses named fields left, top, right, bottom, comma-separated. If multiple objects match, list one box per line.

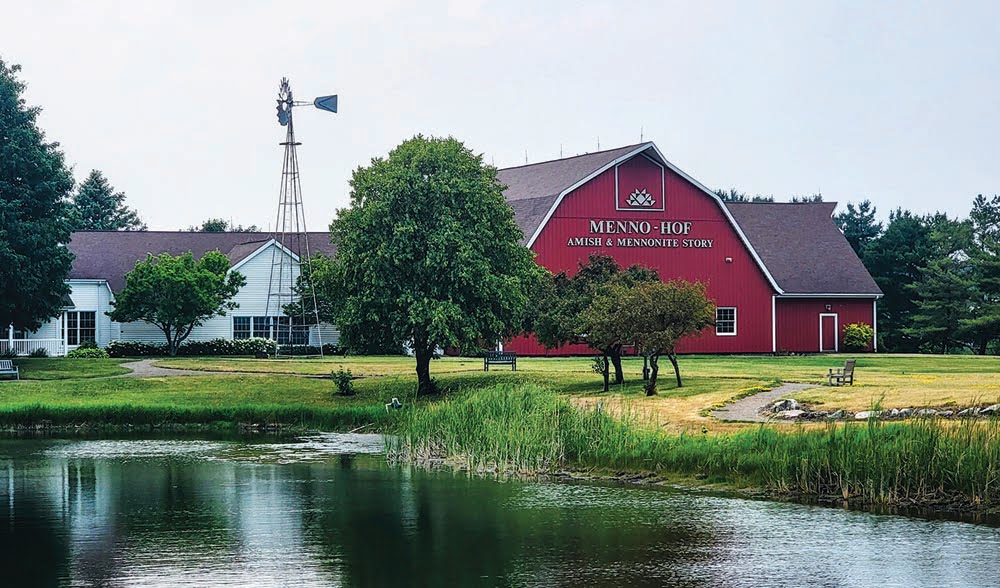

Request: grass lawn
left=153, top=353, right=1000, bottom=430
left=7, top=358, right=132, bottom=380
left=4, top=353, right=1000, bottom=433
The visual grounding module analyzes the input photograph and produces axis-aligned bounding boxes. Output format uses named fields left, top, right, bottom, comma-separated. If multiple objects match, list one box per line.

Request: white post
left=62, top=312, right=68, bottom=357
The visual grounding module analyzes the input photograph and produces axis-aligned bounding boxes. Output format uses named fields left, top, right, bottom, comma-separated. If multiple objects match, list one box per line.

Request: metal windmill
left=265, top=77, right=338, bottom=358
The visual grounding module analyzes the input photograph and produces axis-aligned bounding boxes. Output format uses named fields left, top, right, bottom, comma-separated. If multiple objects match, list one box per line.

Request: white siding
left=117, top=242, right=340, bottom=346
left=22, top=244, right=341, bottom=349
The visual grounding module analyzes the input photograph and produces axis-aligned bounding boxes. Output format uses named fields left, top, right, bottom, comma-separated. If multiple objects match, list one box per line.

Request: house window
left=64, top=311, right=97, bottom=345
left=233, top=317, right=251, bottom=339
left=715, top=307, right=737, bottom=336
left=252, top=316, right=271, bottom=339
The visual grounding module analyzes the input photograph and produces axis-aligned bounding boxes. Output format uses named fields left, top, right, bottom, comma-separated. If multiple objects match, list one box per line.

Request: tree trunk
left=609, top=345, right=624, bottom=385
left=978, top=338, right=988, bottom=356
left=601, top=353, right=610, bottom=392
left=415, top=345, right=434, bottom=396
left=667, top=352, right=682, bottom=387
left=645, top=354, right=659, bottom=396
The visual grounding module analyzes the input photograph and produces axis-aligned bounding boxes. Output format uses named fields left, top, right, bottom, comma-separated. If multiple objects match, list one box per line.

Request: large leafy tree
left=108, top=251, right=245, bottom=355
left=584, top=281, right=714, bottom=394
left=321, top=135, right=542, bottom=394
left=0, top=59, right=74, bottom=331
left=70, top=169, right=146, bottom=231
left=533, top=254, right=658, bottom=390
left=834, top=199, right=883, bottom=259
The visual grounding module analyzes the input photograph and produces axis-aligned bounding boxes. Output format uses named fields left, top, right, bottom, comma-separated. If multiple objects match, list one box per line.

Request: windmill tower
left=265, top=78, right=337, bottom=358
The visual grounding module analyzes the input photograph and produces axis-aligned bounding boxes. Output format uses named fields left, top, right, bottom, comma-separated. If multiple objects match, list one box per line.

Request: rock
left=898, top=408, right=914, bottom=418
left=888, top=408, right=901, bottom=419
left=979, top=404, right=1000, bottom=416
left=855, top=410, right=882, bottom=420
left=770, top=399, right=800, bottom=412
left=939, top=410, right=954, bottom=418
left=916, top=408, right=938, bottom=417
left=808, top=411, right=829, bottom=420
left=828, top=409, right=846, bottom=420
left=957, top=407, right=976, bottom=417
left=775, top=409, right=805, bottom=419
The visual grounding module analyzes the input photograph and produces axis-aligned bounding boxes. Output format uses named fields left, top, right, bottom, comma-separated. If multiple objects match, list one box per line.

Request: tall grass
left=392, top=382, right=1000, bottom=507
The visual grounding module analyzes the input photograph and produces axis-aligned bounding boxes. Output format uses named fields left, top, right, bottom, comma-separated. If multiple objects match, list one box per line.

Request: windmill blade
left=314, top=95, right=338, bottom=113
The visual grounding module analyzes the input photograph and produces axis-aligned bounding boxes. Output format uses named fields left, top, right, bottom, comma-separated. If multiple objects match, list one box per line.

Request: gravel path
left=118, top=359, right=210, bottom=377
left=711, top=382, right=818, bottom=422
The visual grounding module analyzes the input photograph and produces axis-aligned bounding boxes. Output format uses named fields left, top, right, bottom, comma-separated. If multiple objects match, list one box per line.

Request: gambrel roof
left=497, top=143, right=882, bottom=296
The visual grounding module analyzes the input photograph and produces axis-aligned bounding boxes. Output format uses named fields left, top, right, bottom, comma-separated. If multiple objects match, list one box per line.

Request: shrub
left=843, top=322, right=875, bottom=352
left=28, top=348, right=49, bottom=358
left=106, top=340, right=167, bottom=357
left=77, top=340, right=99, bottom=350
left=67, top=347, right=110, bottom=359
left=277, top=343, right=341, bottom=356
left=332, top=368, right=355, bottom=396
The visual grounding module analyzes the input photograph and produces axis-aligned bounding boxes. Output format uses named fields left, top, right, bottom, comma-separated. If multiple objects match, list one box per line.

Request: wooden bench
left=0, top=360, right=19, bottom=381
left=484, top=351, right=517, bottom=372
left=828, top=359, right=856, bottom=386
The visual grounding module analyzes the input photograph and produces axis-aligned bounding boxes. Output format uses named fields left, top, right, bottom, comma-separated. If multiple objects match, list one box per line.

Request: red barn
left=498, top=142, right=882, bottom=354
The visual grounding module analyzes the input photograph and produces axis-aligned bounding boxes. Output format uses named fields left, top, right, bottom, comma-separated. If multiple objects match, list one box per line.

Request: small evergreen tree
left=70, top=169, right=146, bottom=231
left=834, top=200, right=883, bottom=259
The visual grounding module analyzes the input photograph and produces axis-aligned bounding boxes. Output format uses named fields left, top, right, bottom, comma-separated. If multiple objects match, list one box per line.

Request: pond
left=1, top=434, right=999, bottom=587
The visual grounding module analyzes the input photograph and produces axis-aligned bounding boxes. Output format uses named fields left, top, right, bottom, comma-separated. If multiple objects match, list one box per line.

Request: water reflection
left=1, top=437, right=999, bottom=587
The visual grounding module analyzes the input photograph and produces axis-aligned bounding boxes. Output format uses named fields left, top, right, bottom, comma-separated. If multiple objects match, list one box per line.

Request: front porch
left=0, top=338, right=67, bottom=357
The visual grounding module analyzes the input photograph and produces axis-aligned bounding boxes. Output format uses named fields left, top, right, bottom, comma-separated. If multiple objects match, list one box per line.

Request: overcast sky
left=3, top=0, right=998, bottom=230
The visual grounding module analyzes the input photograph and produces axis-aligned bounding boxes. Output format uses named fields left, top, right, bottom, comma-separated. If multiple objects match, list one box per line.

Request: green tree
left=107, top=251, right=245, bottom=356
left=533, top=254, right=658, bottom=390
left=321, top=135, right=542, bottom=394
left=903, top=256, right=974, bottom=353
left=834, top=200, right=882, bottom=259
left=188, top=218, right=259, bottom=232
left=585, top=281, right=714, bottom=394
left=791, top=193, right=824, bottom=203
left=0, top=59, right=74, bottom=331
left=865, top=209, right=937, bottom=351
left=714, top=188, right=775, bottom=203
left=70, top=169, right=146, bottom=231
left=962, top=195, right=1000, bottom=354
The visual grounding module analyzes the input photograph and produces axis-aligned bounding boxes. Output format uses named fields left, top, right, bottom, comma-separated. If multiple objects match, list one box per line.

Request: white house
left=2, top=231, right=339, bottom=356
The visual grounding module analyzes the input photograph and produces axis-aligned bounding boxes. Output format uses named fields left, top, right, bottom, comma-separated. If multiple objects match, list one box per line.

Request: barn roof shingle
left=725, top=202, right=882, bottom=295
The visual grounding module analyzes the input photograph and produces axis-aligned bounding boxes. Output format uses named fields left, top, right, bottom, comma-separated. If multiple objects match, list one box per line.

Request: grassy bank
left=0, top=373, right=392, bottom=430
left=391, top=382, right=1000, bottom=511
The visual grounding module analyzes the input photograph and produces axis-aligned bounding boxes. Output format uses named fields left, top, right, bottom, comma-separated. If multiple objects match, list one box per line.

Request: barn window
left=233, top=317, right=251, bottom=339
left=715, top=307, right=737, bottom=336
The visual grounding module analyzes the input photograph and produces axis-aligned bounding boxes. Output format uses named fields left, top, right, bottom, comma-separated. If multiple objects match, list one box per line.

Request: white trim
left=872, top=299, right=878, bottom=352
left=715, top=306, right=737, bottom=336
left=614, top=152, right=665, bottom=212
left=819, top=313, right=839, bottom=352
left=771, top=295, right=777, bottom=353
left=523, top=142, right=786, bottom=295
left=777, top=293, right=882, bottom=299
left=229, top=239, right=300, bottom=275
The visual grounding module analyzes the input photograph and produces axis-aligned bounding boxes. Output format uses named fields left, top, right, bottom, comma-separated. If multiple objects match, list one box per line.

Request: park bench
left=828, top=359, right=856, bottom=386
left=483, top=351, right=517, bottom=372
left=0, top=360, right=19, bottom=381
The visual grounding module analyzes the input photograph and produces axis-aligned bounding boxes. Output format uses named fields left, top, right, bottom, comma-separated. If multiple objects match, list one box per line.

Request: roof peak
left=498, top=142, right=649, bottom=171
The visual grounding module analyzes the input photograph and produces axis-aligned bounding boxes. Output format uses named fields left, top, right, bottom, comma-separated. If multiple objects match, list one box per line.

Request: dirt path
left=711, top=382, right=817, bottom=422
